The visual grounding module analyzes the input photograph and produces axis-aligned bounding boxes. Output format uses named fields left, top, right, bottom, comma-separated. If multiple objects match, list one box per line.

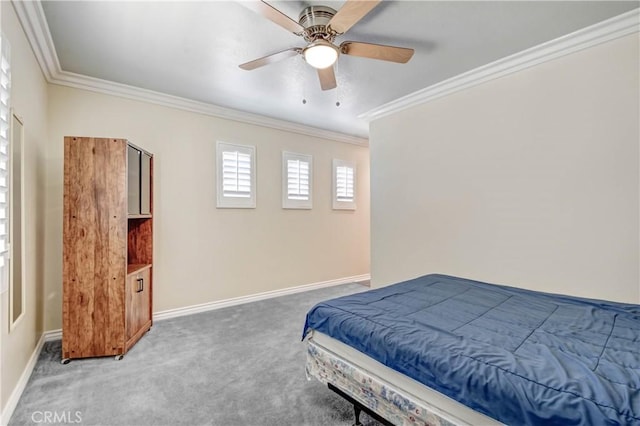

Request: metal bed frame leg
left=328, top=383, right=394, bottom=426
left=353, top=404, right=362, bottom=426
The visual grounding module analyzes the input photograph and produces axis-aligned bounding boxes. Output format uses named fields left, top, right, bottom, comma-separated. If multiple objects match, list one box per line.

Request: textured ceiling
left=40, top=1, right=639, bottom=139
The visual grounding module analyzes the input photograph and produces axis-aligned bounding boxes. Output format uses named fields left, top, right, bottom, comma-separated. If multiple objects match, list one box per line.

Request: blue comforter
left=303, top=274, right=640, bottom=425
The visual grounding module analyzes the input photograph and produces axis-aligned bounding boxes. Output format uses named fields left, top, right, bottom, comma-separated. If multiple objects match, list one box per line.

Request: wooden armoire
left=62, top=137, right=153, bottom=361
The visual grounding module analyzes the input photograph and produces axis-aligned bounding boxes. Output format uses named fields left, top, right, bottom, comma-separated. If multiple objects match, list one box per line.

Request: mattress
left=303, top=274, right=640, bottom=425
left=307, top=331, right=501, bottom=425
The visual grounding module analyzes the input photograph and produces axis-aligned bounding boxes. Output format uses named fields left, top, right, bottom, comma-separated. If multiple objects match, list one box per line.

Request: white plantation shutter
left=335, top=165, right=354, bottom=202
left=0, top=34, right=10, bottom=293
left=222, top=151, right=251, bottom=198
left=287, top=160, right=309, bottom=200
left=332, top=159, right=356, bottom=210
left=282, top=152, right=312, bottom=209
left=216, top=142, right=256, bottom=208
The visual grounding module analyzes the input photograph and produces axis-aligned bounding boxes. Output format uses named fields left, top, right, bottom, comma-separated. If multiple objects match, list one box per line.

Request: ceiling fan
left=239, top=0, right=414, bottom=91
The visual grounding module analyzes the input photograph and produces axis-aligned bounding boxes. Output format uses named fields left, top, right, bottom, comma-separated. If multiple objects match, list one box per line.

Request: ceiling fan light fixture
left=303, top=40, right=338, bottom=69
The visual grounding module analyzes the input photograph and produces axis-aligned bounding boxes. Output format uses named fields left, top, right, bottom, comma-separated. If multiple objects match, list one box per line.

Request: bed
left=302, top=274, right=640, bottom=425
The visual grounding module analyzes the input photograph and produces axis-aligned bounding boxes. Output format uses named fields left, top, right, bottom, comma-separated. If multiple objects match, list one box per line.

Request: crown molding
left=11, top=0, right=369, bottom=147
left=51, top=69, right=369, bottom=146
left=359, top=8, right=640, bottom=122
left=11, top=0, right=60, bottom=80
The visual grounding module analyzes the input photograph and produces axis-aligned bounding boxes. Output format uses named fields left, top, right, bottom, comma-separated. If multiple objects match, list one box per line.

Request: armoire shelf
left=127, top=264, right=152, bottom=275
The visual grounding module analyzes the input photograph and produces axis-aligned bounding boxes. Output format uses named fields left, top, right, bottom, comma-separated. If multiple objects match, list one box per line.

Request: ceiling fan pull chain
left=302, top=77, right=307, bottom=104
left=335, top=60, right=341, bottom=107
left=302, top=59, right=308, bottom=105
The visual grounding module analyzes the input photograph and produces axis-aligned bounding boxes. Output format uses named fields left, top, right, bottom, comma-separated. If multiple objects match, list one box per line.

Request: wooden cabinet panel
left=63, top=137, right=153, bottom=360
left=126, top=266, right=151, bottom=344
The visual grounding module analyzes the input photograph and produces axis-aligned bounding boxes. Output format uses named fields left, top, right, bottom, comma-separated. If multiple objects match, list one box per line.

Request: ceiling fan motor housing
left=298, top=6, right=338, bottom=42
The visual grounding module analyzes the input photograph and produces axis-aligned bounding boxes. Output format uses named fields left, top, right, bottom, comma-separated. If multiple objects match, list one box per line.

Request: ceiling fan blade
left=340, top=41, right=414, bottom=63
left=317, top=66, right=337, bottom=91
left=328, top=0, right=381, bottom=34
left=242, top=1, right=304, bottom=34
left=239, top=48, right=301, bottom=70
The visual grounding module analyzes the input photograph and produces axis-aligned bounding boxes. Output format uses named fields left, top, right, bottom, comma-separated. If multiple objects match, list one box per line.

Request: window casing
left=282, top=151, right=312, bottom=209
left=332, top=159, right=356, bottom=210
left=216, top=142, right=256, bottom=208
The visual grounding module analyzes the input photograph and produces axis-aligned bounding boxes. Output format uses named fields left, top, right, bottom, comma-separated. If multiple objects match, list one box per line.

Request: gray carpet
left=9, top=283, right=382, bottom=426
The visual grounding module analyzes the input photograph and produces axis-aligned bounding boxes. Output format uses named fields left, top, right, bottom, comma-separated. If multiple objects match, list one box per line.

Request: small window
left=282, top=151, right=312, bottom=209
left=216, top=141, right=256, bottom=208
left=333, top=159, right=356, bottom=210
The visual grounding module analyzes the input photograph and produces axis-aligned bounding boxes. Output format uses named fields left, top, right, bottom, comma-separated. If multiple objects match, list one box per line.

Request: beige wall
left=1, top=1, right=48, bottom=414
left=370, top=34, right=639, bottom=303
left=46, top=85, right=370, bottom=331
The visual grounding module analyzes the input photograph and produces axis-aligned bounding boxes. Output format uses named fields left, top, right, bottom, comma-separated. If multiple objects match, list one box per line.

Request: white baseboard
left=154, top=274, right=370, bottom=322
left=43, top=329, right=62, bottom=342
left=0, top=328, right=57, bottom=426
left=0, top=275, right=369, bottom=425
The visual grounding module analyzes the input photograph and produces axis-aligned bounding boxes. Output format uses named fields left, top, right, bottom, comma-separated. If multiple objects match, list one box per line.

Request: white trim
left=10, top=0, right=60, bottom=82
left=359, top=8, right=640, bottom=122
left=52, top=70, right=368, bottom=146
left=10, top=1, right=368, bottom=147
left=0, top=330, right=53, bottom=426
left=43, top=329, right=63, bottom=341
left=153, top=274, right=371, bottom=322
left=9, top=110, right=26, bottom=332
